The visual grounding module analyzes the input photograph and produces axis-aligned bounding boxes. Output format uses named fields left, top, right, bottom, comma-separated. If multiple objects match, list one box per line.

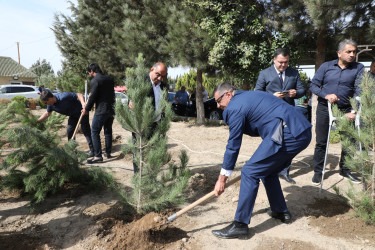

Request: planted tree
left=0, top=100, right=116, bottom=205
left=115, top=54, right=190, bottom=213
left=333, top=72, right=375, bottom=224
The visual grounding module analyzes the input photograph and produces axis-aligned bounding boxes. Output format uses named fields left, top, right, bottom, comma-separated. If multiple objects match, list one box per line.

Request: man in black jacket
left=84, top=63, right=115, bottom=163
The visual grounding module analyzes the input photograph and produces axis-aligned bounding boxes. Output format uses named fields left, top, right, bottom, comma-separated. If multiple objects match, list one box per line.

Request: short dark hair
left=371, top=59, right=375, bottom=65
left=87, top=63, right=102, bottom=74
left=40, top=90, right=53, bottom=101
left=274, top=48, right=290, bottom=58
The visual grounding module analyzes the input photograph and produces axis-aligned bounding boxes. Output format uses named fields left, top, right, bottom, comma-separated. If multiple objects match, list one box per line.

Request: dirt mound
left=308, top=197, right=375, bottom=245
left=93, top=212, right=187, bottom=249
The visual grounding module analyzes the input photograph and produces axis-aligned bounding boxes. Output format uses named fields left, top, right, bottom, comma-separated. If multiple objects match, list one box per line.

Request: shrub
left=11, top=96, right=28, bottom=106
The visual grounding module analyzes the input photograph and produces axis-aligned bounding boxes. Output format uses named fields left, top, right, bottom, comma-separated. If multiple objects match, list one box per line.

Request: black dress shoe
left=340, top=171, right=361, bottom=183
left=104, top=153, right=112, bottom=159
left=279, top=174, right=296, bottom=184
left=269, top=211, right=292, bottom=223
left=87, top=151, right=94, bottom=157
left=87, top=157, right=103, bottom=164
left=211, top=221, right=248, bottom=239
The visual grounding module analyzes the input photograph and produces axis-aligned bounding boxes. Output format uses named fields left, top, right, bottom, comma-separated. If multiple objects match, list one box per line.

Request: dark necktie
left=279, top=72, right=284, bottom=88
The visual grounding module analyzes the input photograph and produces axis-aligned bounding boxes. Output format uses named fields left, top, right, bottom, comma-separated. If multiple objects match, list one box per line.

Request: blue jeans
left=91, top=113, right=114, bottom=158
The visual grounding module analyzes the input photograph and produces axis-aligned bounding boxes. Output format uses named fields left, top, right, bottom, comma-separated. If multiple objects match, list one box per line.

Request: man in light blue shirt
left=174, top=86, right=189, bottom=116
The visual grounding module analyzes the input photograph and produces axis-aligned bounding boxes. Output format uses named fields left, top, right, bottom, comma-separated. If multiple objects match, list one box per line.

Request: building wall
left=0, top=76, right=35, bottom=85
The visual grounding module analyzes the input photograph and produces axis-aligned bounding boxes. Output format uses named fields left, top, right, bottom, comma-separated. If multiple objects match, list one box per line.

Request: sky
left=0, top=0, right=190, bottom=78
left=0, top=0, right=78, bottom=73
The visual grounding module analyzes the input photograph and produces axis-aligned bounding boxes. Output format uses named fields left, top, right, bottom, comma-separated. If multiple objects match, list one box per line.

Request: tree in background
left=174, top=70, right=222, bottom=98
left=115, top=54, right=190, bottom=213
left=52, top=0, right=126, bottom=82
left=163, top=2, right=216, bottom=124
left=333, top=72, right=375, bottom=224
left=114, top=1, right=170, bottom=67
left=262, top=0, right=375, bottom=70
left=56, top=69, right=86, bottom=94
left=31, top=59, right=56, bottom=89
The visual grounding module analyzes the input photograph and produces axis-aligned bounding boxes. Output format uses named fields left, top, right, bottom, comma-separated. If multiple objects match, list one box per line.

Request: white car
left=0, top=85, right=40, bottom=100
left=115, top=91, right=128, bottom=105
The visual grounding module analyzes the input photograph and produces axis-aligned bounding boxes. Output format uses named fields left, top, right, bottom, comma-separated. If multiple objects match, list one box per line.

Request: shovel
left=167, top=174, right=241, bottom=222
left=72, top=111, right=85, bottom=139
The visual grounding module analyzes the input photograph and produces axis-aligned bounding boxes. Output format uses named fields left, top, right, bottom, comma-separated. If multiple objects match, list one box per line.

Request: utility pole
left=17, top=42, right=20, bottom=64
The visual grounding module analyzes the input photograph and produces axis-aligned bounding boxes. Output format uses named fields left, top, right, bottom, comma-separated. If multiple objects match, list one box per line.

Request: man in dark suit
left=211, top=82, right=311, bottom=239
left=130, top=62, right=168, bottom=172
left=84, top=63, right=115, bottom=164
left=255, top=48, right=306, bottom=184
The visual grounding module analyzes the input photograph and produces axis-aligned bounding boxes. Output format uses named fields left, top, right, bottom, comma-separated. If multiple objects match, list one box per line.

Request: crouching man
left=211, top=82, right=311, bottom=239
left=38, top=90, right=94, bottom=156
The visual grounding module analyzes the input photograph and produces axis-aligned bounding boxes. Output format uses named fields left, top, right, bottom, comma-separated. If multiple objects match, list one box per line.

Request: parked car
left=115, top=91, right=128, bottom=105
left=171, top=96, right=223, bottom=120
left=0, top=85, right=40, bottom=100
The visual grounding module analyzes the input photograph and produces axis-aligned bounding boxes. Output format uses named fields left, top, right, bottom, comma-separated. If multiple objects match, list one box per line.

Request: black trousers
left=67, top=114, right=94, bottom=152
left=312, top=103, right=351, bottom=174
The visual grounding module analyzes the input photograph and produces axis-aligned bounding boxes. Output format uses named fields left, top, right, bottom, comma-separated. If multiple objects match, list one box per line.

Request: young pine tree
left=0, top=100, right=116, bottom=205
left=115, top=54, right=190, bottom=214
left=333, top=72, right=375, bottom=224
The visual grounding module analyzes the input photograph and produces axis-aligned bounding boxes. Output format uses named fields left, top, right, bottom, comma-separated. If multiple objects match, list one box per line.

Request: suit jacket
left=146, top=75, right=168, bottom=109
left=222, top=90, right=311, bottom=171
left=85, top=73, right=115, bottom=115
left=255, top=66, right=305, bottom=106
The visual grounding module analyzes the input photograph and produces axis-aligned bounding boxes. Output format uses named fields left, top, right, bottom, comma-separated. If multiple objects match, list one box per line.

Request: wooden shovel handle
left=72, top=111, right=85, bottom=139
left=167, top=174, right=241, bottom=222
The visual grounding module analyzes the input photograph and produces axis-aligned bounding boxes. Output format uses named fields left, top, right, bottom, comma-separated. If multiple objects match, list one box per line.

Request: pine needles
left=333, top=72, right=375, bottom=224
left=116, top=54, right=191, bottom=214
left=0, top=99, right=117, bottom=205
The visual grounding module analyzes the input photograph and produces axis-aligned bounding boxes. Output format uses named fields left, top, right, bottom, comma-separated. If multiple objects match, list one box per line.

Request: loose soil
left=1, top=109, right=375, bottom=250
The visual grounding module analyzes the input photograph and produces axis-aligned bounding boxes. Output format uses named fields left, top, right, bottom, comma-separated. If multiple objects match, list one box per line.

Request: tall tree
left=52, top=0, right=126, bottom=82
left=113, top=1, right=170, bottom=66
left=262, top=0, right=375, bottom=70
left=163, top=2, right=216, bottom=124
left=186, top=1, right=272, bottom=88
left=56, top=68, right=86, bottom=94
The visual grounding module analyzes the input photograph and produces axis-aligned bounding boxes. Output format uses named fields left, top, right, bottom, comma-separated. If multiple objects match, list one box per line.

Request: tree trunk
left=137, top=135, right=142, bottom=214
left=196, top=69, right=205, bottom=125
left=315, top=27, right=327, bottom=71
left=311, top=27, right=327, bottom=144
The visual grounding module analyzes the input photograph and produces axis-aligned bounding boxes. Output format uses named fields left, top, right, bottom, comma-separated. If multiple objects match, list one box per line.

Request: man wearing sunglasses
left=211, top=82, right=311, bottom=239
